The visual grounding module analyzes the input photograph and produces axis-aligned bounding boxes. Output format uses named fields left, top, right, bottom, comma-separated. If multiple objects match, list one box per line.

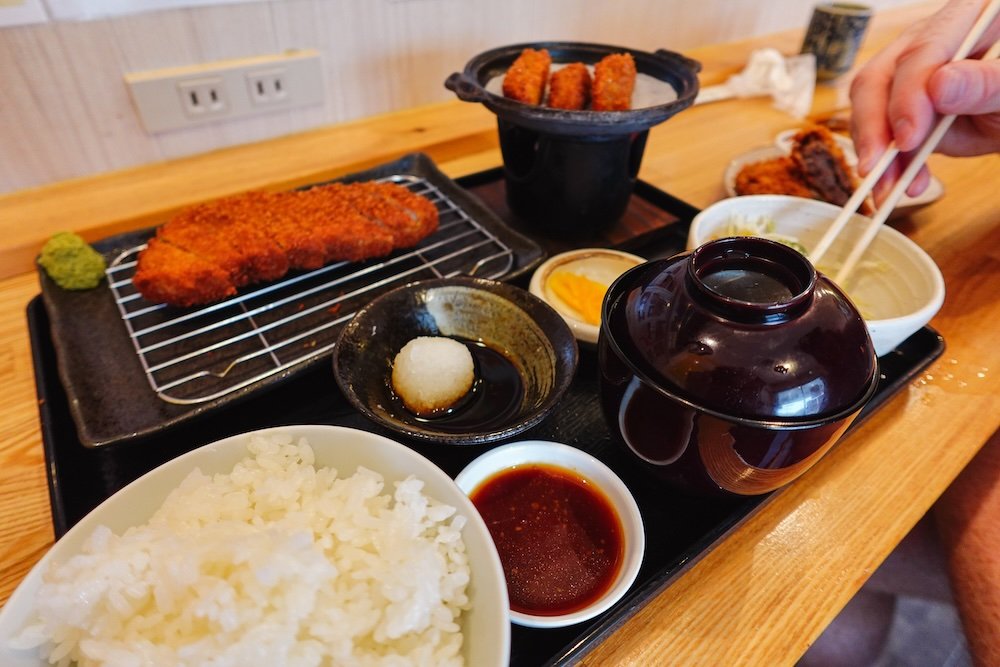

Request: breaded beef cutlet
left=734, top=125, right=874, bottom=215
left=133, top=182, right=440, bottom=308
left=792, top=126, right=873, bottom=214
left=292, top=185, right=396, bottom=263
left=502, top=48, right=551, bottom=105
left=131, top=238, right=236, bottom=307
left=592, top=53, right=636, bottom=111
left=735, top=156, right=817, bottom=199
left=158, top=192, right=289, bottom=287
left=548, top=63, right=592, bottom=110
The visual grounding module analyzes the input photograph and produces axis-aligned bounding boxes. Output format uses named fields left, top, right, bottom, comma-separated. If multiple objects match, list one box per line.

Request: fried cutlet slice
left=548, top=62, right=592, bottom=110
left=133, top=237, right=236, bottom=307
left=502, top=48, right=551, bottom=105
left=734, top=156, right=816, bottom=199
left=264, top=192, right=329, bottom=270
left=792, top=126, right=874, bottom=215
left=592, top=53, right=636, bottom=111
left=205, top=192, right=291, bottom=282
left=329, top=182, right=431, bottom=249
left=371, top=182, right=440, bottom=244
left=294, top=185, right=396, bottom=262
left=158, top=193, right=290, bottom=286
left=272, top=191, right=356, bottom=270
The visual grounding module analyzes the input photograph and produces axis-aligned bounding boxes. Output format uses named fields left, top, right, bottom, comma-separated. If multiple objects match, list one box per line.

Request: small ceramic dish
left=455, top=440, right=645, bottom=628
left=0, top=425, right=510, bottom=667
left=724, top=145, right=944, bottom=219
left=528, top=248, right=646, bottom=345
left=333, top=277, right=578, bottom=445
left=687, top=195, right=946, bottom=357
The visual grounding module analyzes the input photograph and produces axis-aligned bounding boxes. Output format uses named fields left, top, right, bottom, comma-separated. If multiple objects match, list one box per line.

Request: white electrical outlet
left=178, top=77, right=228, bottom=117
left=247, top=68, right=289, bottom=106
left=125, top=50, right=323, bottom=133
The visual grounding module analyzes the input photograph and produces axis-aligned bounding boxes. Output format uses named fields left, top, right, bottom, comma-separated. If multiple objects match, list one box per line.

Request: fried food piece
left=791, top=126, right=873, bottom=214
left=734, top=125, right=874, bottom=215
left=547, top=63, right=592, bottom=110
left=735, top=157, right=816, bottom=199
left=158, top=193, right=290, bottom=287
left=132, top=238, right=236, bottom=307
left=265, top=209, right=328, bottom=270
left=375, top=181, right=441, bottom=243
left=333, top=182, right=439, bottom=249
left=591, top=53, right=636, bottom=111
left=502, top=48, right=551, bottom=105
left=293, top=185, right=396, bottom=262
left=133, top=182, right=440, bottom=307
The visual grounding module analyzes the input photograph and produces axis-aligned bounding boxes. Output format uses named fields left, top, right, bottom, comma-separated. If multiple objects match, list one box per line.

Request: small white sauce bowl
left=529, top=249, right=646, bottom=345
left=455, top=440, right=645, bottom=628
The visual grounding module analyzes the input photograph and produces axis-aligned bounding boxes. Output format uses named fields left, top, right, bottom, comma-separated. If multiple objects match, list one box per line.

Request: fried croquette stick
left=591, top=52, right=636, bottom=111
left=502, top=48, right=551, bottom=105
left=547, top=63, right=592, bottom=110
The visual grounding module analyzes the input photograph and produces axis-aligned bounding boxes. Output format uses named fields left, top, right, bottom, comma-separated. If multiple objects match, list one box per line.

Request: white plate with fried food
left=724, top=128, right=944, bottom=219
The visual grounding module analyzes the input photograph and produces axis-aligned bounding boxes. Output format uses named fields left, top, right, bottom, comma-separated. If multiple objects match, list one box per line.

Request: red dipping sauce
left=470, top=463, right=625, bottom=616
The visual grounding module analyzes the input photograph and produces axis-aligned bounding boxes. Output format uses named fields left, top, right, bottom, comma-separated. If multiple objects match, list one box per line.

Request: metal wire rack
left=106, top=174, right=516, bottom=404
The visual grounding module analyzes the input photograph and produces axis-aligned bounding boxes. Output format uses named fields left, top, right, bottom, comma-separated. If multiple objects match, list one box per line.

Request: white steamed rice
left=14, top=433, right=471, bottom=667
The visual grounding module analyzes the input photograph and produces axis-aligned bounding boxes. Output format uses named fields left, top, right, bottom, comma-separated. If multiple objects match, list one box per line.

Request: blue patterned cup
left=801, top=3, right=873, bottom=80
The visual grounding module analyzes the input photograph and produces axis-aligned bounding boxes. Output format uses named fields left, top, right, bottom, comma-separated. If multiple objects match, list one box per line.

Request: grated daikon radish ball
left=392, top=336, right=475, bottom=415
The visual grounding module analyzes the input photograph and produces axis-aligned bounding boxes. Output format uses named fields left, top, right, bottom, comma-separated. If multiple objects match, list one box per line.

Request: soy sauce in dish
left=470, top=463, right=624, bottom=616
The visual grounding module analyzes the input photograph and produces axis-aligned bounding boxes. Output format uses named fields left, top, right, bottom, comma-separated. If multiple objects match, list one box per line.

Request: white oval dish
left=529, top=248, right=646, bottom=345
left=687, top=195, right=946, bottom=357
left=0, top=425, right=510, bottom=667
left=455, top=440, right=645, bottom=629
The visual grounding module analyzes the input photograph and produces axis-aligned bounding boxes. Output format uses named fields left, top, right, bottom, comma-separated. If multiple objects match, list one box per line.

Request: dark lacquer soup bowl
left=597, top=237, right=879, bottom=497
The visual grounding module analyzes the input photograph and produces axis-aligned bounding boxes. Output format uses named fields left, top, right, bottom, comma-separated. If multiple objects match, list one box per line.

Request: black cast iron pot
left=446, top=42, right=700, bottom=237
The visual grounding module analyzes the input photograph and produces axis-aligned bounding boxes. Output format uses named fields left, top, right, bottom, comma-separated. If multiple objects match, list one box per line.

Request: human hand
left=849, top=0, right=1000, bottom=200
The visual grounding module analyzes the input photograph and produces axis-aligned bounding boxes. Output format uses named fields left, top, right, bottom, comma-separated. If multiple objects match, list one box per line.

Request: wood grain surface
left=0, top=0, right=917, bottom=194
left=1, top=3, right=998, bottom=664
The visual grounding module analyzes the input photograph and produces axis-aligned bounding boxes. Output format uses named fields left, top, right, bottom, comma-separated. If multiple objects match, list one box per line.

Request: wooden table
left=1, top=2, right=997, bottom=663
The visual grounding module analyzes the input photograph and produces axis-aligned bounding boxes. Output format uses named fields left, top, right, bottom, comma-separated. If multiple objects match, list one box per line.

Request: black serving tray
left=28, top=169, right=945, bottom=667
left=37, top=153, right=546, bottom=448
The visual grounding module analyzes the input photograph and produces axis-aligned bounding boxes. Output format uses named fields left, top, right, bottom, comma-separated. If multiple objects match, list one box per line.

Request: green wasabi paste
left=37, top=232, right=107, bottom=290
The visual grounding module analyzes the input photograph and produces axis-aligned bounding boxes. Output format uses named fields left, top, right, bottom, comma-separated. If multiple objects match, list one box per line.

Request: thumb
left=928, top=60, right=1000, bottom=116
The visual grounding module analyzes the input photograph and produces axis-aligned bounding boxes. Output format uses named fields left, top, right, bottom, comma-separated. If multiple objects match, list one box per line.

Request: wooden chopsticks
left=809, top=0, right=1000, bottom=285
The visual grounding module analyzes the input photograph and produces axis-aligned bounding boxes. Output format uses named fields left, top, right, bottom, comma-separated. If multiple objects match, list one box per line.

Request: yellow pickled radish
left=547, top=271, right=608, bottom=325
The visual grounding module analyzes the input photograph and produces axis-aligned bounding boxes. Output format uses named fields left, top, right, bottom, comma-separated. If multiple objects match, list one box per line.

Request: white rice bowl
left=0, top=426, right=509, bottom=667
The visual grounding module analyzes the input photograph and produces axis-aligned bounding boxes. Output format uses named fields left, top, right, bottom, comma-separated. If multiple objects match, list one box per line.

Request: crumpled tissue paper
left=695, top=48, right=817, bottom=119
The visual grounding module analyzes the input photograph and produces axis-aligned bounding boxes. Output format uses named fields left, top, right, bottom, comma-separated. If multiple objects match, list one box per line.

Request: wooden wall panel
left=0, top=0, right=924, bottom=194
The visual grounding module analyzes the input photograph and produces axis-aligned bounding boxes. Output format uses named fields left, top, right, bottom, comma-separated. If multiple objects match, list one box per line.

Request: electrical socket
left=178, top=77, right=228, bottom=117
left=247, top=68, right=288, bottom=106
left=125, top=50, right=323, bottom=133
